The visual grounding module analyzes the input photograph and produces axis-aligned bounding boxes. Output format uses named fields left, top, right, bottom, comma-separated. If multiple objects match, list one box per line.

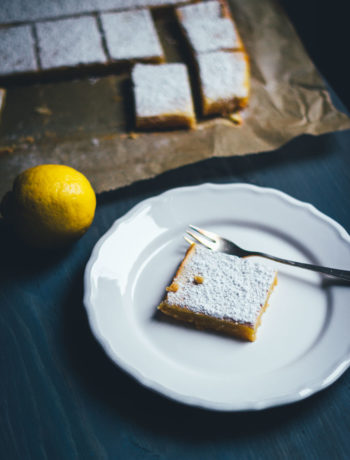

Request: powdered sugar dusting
left=121, top=0, right=193, bottom=7
left=36, top=16, right=106, bottom=69
left=0, top=25, right=38, bottom=76
left=101, top=9, right=163, bottom=61
left=166, top=245, right=276, bottom=325
left=177, top=1, right=241, bottom=53
left=178, top=1, right=222, bottom=22
left=132, top=63, right=195, bottom=118
left=197, top=50, right=249, bottom=103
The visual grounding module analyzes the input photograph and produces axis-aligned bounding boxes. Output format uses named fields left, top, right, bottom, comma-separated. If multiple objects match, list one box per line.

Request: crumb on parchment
left=34, top=106, right=52, bottom=116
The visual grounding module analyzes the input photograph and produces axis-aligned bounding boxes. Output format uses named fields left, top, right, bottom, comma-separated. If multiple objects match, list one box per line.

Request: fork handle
left=252, top=251, right=350, bottom=281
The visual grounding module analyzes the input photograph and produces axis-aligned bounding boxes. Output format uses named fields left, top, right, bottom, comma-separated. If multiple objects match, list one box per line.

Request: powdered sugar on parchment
left=197, top=50, right=249, bottom=103
left=132, top=63, right=195, bottom=118
left=100, top=9, right=163, bottom=61
left=177, top=1, right=241, bottom=53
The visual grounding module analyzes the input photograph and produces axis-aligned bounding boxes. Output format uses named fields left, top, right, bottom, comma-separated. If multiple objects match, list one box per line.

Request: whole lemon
left=1, top=164, right=96, bottom=248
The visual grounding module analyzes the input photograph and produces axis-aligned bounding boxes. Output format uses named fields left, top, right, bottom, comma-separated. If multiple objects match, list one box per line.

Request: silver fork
left=186, top=225, right=350, bottom=281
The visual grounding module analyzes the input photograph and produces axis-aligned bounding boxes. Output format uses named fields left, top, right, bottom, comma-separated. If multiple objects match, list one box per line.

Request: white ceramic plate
left=84, top=183, right=350, bottom=411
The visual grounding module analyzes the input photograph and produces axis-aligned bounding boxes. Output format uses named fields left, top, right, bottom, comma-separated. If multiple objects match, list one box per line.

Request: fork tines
left=188, top=224, right=217, bottom=242
left=185, top=225, right=216, bottom=250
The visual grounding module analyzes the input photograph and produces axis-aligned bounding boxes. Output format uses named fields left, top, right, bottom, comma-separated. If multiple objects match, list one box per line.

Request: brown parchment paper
left=0, top=0, right=349, bottom=199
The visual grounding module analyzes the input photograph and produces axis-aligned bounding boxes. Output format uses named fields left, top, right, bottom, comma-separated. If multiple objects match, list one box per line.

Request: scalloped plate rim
left=83, top=183, right=350, bottom=411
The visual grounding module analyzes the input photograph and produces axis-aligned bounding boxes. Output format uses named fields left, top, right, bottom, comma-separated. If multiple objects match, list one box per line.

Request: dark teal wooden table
left=1, top=128, right=350, bottom=459
left=1, top=2, right=350, bottom=458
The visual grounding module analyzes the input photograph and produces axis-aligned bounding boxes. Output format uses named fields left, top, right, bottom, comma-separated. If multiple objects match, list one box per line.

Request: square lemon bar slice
left=158, top=243, right=277, bottom=341
left=176, top=0, right=244, bottom=54
left=132, top=62, right=196, bottom=129
left=100, top=9, right=164, bottom=64
left=196, top=50, right=250, bottom=116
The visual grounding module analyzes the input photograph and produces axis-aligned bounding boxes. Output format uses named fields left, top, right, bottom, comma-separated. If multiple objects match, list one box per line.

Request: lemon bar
left=196, top=50, right=250, bottom=116
left=132, top=63, right=196, bottom=129
left=121, top=0, right=193, bottom=8
left=36, top=17, right=106, bottom=70
left=158, top=243, right=277, bottom=341
left=176, top=0, right=244, bottom=54
left=0, top=25, right=38, bottom=77
left=100, top=9, right=164, bottom=64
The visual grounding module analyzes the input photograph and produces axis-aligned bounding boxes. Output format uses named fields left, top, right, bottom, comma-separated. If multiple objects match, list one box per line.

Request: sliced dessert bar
left=0, top=25, right=38, bottom=77
left=158, top=243, right=277, bottom=341
left=36, top=16, right=106, bottom=70
left=176, top=0, right=243, bottom=54
left=100, top=9, right=164, bottom=64
left=132, top=63, right=196, bottom=129
left=120, top=0, right=194, bottom=8
left=196, top=50, right=250, bottom=116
